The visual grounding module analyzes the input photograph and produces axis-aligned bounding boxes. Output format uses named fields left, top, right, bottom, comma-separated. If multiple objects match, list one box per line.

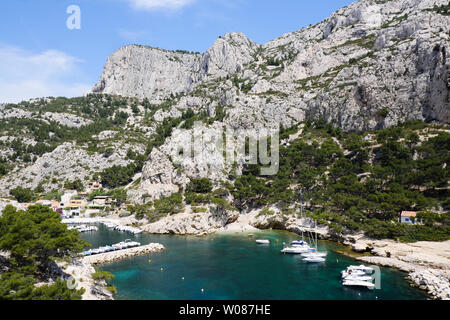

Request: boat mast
left=314, top=220, right=318, bottom=250
left=299, top=189, right=304, bottom=242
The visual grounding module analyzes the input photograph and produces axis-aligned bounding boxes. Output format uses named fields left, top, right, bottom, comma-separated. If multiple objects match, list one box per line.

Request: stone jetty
left=83, top=243, right=165, bottom=265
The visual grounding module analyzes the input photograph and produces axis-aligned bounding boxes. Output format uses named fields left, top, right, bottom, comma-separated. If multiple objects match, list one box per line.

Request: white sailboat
left=288, top=197, right=314, bottom=254
left=281, top=245, right=310, bottom=254
left=302, top=220, right=326, bottom=263
left=291, top=240, right=309, bottom=246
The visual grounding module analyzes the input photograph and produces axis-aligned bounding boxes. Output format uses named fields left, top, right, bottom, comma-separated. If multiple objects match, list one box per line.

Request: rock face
left=201, top=32, right=259, bottom=78
left=93, top=45, right=202, bottom=102
left=0, top=142, right=132, bottom=193
left=92, top=33, right=258, bottom=103
left=142, top=206, right=240, bottom=235
left=128, top=148, right=187, bottom=203
left=0, top=106, right=92, bottom=128
left=109, top=0, right=450, bottom=201
left=92, top=0, right=450, bottom=131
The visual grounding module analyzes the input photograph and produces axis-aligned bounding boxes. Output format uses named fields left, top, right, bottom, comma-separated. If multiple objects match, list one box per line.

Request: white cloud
left=127, top=0, right=196, bottom=11
left=0, top=45, right=91, bottom=103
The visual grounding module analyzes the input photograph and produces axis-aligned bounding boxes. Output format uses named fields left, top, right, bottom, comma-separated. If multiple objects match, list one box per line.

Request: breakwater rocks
left=83, top=243, right=165, bottom=265
left=408, top=270, right=450, bottom=300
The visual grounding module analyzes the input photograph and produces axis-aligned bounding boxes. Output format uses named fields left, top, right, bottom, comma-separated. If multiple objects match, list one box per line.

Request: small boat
left=103, top=222, right=117, bottom=228
left=343, top=275, right=373, bottom=282
left=112, top=243, right=125, bottom=250
left=291, top=240, right=309, bottom=246
left=90, top=248, right=101, bottom=255
left=291, top=244, right=311, bottom=250
left=104, top=246, right=115, bottom=252
left=256, top=239, right=270, bottom=244
left=127, top=241, right=140, bottom=247
left=303, top=256, right=325, bottom=263
left=98, top=247, right=109, bottom=253
left=281, top=246, right=310, bottom=254
left=341, top=269, right=366, bottom=278
left=342, top=279, right=375, bottom=289
left=342, top=265, right=374, bottom=277
left=301, top=251, right=327, bottom=258
left=351, top=265, right=374, bottom=274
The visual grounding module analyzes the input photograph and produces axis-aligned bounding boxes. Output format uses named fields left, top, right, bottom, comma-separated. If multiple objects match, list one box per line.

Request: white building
left=61, top=190, right=78, bottom=206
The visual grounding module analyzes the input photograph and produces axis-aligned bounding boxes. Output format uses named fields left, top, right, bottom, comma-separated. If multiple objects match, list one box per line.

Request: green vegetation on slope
left=0, top=205, right=88, bottom=299
left=230, top=120, right=450, bottom=242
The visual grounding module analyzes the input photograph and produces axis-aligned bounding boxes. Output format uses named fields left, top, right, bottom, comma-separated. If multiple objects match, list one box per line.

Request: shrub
left=378, top=108, right=389, bottom=118
left=64, top=179, right=84, bottom=191
left=259, top=208, right=275, bottom=216
left=192, top=207, right=207, bottom=213
left=100, top=164, right=135, bottom=188
left=92, top=271, right=115, bottom=282
left=187, top=178, right=213, bottom=194
left=9, top=187, right=34, bottom=203
left=153, top=193, right=184, bottom=215
left=106, top=285, right=117, bottom=294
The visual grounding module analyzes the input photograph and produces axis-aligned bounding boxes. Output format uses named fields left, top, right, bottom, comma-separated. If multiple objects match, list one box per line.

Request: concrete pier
left=83, top=243, right=165, bottom=265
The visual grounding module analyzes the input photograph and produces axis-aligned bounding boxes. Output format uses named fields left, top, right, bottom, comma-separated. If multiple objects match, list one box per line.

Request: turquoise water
left=80, top=225, right=428, bottom=300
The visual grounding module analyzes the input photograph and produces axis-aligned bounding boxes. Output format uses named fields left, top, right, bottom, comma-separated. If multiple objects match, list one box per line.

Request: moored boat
left=303, top=256, right=326, bottom=263
left=281, top=246, right=310, bottom=254
left=301, top=251, right=327, bottom=258
left=342, top=279, right=375, bottom=289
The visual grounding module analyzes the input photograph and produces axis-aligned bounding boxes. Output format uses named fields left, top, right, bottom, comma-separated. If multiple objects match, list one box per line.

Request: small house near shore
left=400, top=211, right=420, bottom=225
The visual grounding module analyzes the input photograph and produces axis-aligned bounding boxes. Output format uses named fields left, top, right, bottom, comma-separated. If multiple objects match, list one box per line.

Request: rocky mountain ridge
left=93, top=0, right=449, bottom=132
left=0, top=0, right=449, bottom=202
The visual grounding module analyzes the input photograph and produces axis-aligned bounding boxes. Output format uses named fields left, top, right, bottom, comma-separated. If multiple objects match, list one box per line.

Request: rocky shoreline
left=60, top=259, right=114, bottom=300
left=64, top=210, right=449, bottom=300
left=63, top=243, right=165, bottom=300
left=137, top=209, right=450, bottom=300
left=342, top=236, right=450, bottom=300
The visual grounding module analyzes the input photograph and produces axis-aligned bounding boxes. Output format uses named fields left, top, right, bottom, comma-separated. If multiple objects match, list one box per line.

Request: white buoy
left=201, top=288, right=204, bottom=293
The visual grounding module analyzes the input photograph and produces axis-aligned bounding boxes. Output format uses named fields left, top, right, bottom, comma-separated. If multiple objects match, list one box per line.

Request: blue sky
left=0, top=0, right=355, bottom=103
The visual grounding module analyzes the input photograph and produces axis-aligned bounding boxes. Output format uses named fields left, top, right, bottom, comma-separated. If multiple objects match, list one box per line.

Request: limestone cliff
left=92, top=0, right=450, bottom=131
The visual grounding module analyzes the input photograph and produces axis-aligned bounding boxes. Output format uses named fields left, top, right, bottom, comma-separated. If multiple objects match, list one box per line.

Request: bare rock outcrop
left=128, top=148, right=188, bottom=203
left=142, top=206, right=239, bottom=235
